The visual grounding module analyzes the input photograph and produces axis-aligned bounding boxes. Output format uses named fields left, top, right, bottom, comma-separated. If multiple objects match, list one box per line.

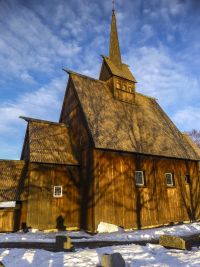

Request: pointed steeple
left=109, top=10, right=122, bottom=67
left=99, top=4, right=137, bottom=87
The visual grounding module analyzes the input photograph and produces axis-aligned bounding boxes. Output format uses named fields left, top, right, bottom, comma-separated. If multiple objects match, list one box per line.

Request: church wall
left=26, top=163, right=80, bottom=230
left=0, top=160, right=29, bottom=232
left=60, top=79, right=91, bottom=151
left=99, top=61, right=112, bottom=81
left=20, top=125, right=30, bottom=161
left=93, top=149, right=200, bottom=230
left=60, top=79, right=95, bottom=231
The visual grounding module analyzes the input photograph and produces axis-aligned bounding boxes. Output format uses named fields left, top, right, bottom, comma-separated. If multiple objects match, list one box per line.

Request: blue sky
left=0, top=0, right=200, bottom=159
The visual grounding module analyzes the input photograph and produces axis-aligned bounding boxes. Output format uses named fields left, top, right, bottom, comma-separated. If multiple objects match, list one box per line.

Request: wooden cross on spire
left=112, top=0, right=115, bottom=12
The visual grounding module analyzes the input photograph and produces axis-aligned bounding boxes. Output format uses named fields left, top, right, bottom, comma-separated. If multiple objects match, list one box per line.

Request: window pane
left=53, top=186, right=62, bottom=197
left=135, top=171, right=144, bottom=185
left=185, top=175, right=190, bottom=184
left=165, top=173, right=174, bottom=186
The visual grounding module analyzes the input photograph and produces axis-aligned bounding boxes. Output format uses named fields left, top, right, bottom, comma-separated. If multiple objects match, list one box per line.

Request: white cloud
left=173, top=106, right=200, bottom=131
left=20, top=72, right=35, bottom=84
left=0, top=76, right=66, bottom=135
left=124, top=44, right=200, bottom=131
left=141, top=24, right=154, bottom=41
left=0, top=1, right=81, bottom=81
left=0, top=75, right=67, bottom=159
left=126, top=45, right=199, bottom=105
left=168, top=0, right=186, bottom=16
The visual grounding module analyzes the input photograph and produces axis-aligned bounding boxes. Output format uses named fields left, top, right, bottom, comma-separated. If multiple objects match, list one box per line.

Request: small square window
left=185, top=175, right=190, bottom=184
left=129, top=86, right=133, bottom=93
left=165, top=173, right=174, bottom=186
left=116, top=82, right=120, bottom=89
left=53, top=186, right=62, bottom=197
left=135, top=171, right=145, bottom=186
left=122, top=84, right=126, bottom=90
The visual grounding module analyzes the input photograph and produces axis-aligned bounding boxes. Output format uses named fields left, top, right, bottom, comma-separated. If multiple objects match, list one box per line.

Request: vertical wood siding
left=26, top=163, right=80, bottom=230
left=93, top=149, right=200, bottom=230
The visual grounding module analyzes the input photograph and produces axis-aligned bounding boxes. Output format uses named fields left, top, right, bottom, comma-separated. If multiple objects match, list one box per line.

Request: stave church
left=0, top=8, right=200, bottom=232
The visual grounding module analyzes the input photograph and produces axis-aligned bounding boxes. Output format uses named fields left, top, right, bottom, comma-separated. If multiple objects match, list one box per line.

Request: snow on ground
left=0, top=231, right=90, bottom=243
left=77, top=222, right=200, bottom=243
left=1, top=222, right=200, bottom=266
left=1, top=244, right=200, bottom=266
left=1, top=221, right=200, bottom=243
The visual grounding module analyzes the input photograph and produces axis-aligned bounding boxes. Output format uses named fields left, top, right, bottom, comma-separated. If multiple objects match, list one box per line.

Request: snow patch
left=97, top=222, right=124, bottom=233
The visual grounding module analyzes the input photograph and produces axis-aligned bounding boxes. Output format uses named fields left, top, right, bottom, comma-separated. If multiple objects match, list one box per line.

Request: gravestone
left=100, top=253, right=125, bottom=267
left=55, top=236, right=73, bottom=251
left=159, top=235, right=186, bottom=249
left=159, top=234, right=200, bottom=250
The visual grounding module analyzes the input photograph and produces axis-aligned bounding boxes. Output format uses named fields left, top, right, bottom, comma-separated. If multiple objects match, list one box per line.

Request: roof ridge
left=0, top=159, right=25, bottom=163
left=182, top=132, right=200, bottom=159
left=20, top=116, right=66, bottom=127
left=101, top=55, right=129, bottom=67
left=63, top=69, right=105, bottom=84
left=136, top=92, right=157, bottom=100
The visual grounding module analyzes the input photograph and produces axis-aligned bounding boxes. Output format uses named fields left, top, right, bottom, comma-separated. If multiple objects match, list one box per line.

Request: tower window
left=122, top=84, right=126, bottom=90
left=185, top=175, right=191, bottom=184
left=165, top=173, right=175, bottom=186
left=53, top=186, right=63, bottom=197
left=135, top=171, right=145, bottom=186
left=129, top=86, right=133, bottom=93
left=116, top=81, right=120, bottom=89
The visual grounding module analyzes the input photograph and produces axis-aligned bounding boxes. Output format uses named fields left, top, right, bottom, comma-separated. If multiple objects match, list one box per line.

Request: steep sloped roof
left=0, top=160, right=27, bottom=201
left=21, top=117, right=78, bottom=165
left=102, top=56, right=137, bottom=82
left=182, top=133, right=200, bottom=158
left=69, top=72, right=200, bottom=160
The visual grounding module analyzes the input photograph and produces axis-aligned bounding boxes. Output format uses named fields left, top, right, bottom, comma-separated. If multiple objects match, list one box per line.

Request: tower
left=99, top=9, right=137, bottom=104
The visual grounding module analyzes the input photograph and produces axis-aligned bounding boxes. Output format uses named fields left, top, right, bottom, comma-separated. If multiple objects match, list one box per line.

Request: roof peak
left=19, top=116, right=66, bottom=126
left=109, top=8, right=122, bottom=67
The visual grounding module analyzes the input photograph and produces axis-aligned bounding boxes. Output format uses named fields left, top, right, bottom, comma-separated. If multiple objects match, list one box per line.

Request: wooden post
left=100, top=253, right=125, bottom=267
left=55, top=236, right=73, bottom=251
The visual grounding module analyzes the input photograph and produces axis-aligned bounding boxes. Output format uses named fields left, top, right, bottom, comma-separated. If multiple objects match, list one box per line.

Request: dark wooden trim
left=63, top=69, right=105, bottom=84
left=70, top=78, right=95, bottom=148
left=20, top=123, right=29, bottom=160
left=59, top=75, right=72, bottom=123
left=94, top=147, right=200, bottom=162
left=20, top=116, right=65, bottom=126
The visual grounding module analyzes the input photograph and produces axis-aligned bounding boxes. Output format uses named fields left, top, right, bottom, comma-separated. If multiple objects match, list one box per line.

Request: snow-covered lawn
left=1, top=222, right=200, bottom=243
left=1, top=222, right=200, bottom=266
left=1, top=244, right=200, bottom=266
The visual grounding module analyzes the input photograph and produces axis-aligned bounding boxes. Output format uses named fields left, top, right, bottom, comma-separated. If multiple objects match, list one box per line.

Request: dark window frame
left=53, top=186, right=63, bottom=198
left=165, top=172, right=175, bottom=187
left=135, top=171, right=145, bottom=186
left=185, top=174, right=191, bottom=184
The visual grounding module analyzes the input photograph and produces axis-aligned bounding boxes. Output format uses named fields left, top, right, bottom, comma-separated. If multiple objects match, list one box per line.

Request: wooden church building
left=0, top=10, right=200, bottom=232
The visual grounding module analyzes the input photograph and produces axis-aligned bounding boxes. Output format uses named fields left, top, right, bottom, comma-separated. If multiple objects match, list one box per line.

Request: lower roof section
left=0, top=160, right=26, bottom=201
left=20, top=117, right=79, bottom=165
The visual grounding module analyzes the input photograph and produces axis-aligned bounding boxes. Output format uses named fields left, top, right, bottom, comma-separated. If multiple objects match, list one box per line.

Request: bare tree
left=188, top=129, right=200, bottom=148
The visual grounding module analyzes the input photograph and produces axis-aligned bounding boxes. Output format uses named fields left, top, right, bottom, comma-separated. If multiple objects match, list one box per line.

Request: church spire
left=109, top=8, right=122, bottom=67
left=99, top=2, right=136, bottom=86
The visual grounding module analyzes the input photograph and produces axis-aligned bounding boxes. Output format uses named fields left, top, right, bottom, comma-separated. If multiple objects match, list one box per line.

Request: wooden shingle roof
left=102, top=56, right=137, bottom=82
left=70, top=72, right=200, bottom=161
left=103, top=10, right=136, bottom=82
left=182, top=133, right=200, bottom=158
left=21, top=117, right=78, bottom=165
left=0, top=160, right=27, bottom=201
